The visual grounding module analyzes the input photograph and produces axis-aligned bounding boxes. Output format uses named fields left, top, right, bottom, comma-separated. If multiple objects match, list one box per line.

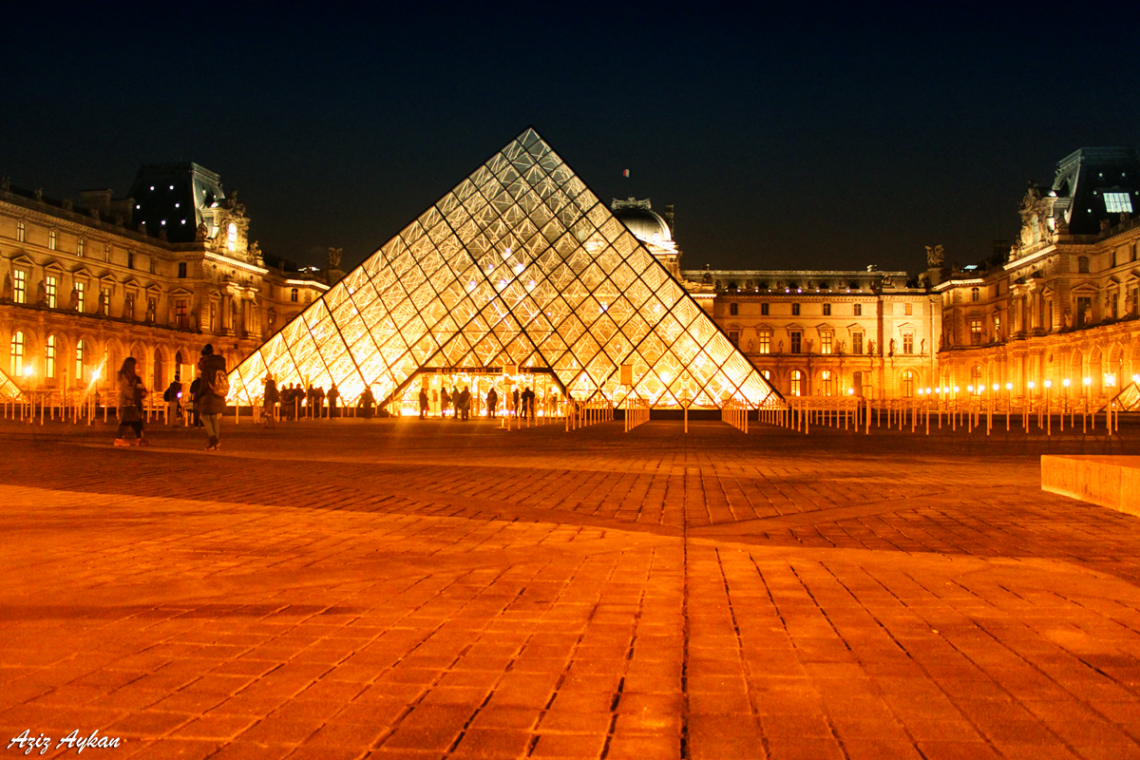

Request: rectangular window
left=971, top=287, right=980, bottom=302
left=48, top=229, right=58, bottom=250
left=728, top=330, right=739, bottom=347
left=44, top=274, right=57, bottom=308
left=790, top=331, right=802, bottom=354
left=77, top=237, right=85, bottom=258
left=970, top=318, right=982, bottom=345
left=1131, top=287, right=1139, bottom=315
left=100, top=287, right=111, bottom=316
left=729, top=302, right=738, bottom=316
left=994, top=315, right=1001, bottom=337
left=175, top=298, right=188, bottom=329
left=10, top=331, right=23, bottom=376
left=1077, top=296, right=1092, bottom=327
left=853, top=303, right=862, bottom=316
left=75, top=340, right=85, bottom=380
left=758, top=331, right=770, bottom=354
left=760, top=302, right=769, bottom=316
left=903, top=334, right=914, bottom=354
left=820, top=370, right=833, bottom=396
left=177, top=262, right=187, bottom=278
left=821, top=333, right=833, bottom=354
left=13, top=269, right=26, bottom=304
left=16, top=220, right=25, bottom=243
left=852, top=332, right=863, bottom=355
left=75, top=282, right=85, bottom=313
left=127, top=251, right=134, bottom=270
left=45, top=335, right=55, bottom=379
left=1112, top=251, right=1118, bottom=268
left=792, top=303, right=800, bottom=316
left=823, top=303, right=831, bottom=316
left=1105, top=192, right=1134, bottom=213
left=209, top=303, right=217, bottom=331
left=905, top=302, right=913, bottom=316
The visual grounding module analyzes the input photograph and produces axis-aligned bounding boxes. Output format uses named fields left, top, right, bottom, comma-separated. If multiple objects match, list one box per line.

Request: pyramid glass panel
left=228, top=128, right=783, bottom=410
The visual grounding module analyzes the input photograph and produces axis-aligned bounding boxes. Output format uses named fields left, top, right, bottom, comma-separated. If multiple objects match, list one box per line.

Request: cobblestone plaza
left=1, top=419, right=1139, bottom=759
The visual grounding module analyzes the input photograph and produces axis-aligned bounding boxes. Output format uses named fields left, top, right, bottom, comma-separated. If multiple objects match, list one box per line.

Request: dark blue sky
left=4, top=3, right=1139, bottom=274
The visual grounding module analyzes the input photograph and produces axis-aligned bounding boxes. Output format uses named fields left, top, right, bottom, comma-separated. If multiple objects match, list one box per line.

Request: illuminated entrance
left=227, top=128, right=783, bottom=412
left=392, top=367, right=561, bottom=418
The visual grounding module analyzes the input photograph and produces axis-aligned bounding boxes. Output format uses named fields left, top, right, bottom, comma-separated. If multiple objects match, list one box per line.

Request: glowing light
left=992, top=384, right=999, bottom=392
left=22, top=366, right=34, bottom=377
left=1083, top=377, right=1091, bottom=386
left=1063, top=379, right=1071, bottom=387
left=1005, top=383, right=1012, bottom=390
left=1045, top=380, right=1053, bottom=388
left=1028, top=381, right=1035, bottom=389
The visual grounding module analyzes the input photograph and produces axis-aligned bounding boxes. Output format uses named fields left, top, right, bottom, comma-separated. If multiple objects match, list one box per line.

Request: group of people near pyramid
left=418, top=385, right=538, bottom=421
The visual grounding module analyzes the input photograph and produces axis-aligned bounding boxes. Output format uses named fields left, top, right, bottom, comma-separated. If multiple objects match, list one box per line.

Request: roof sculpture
left=227, top=128, right=782, bottom=410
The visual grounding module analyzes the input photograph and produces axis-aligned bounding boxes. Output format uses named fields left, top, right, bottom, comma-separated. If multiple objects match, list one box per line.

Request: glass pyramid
left=229, top=128, right=782, bottom=410
left=0, top=367, right=25, bottom=401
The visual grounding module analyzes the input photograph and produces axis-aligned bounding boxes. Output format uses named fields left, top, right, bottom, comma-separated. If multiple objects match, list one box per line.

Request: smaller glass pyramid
left=229, top=128, right=783, bottom=410
left=0, top=367, right=25, bottom=401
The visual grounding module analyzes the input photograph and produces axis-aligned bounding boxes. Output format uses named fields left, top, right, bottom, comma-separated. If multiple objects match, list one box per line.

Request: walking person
left=459, top=386, right=471, bottom=421
left=360, top=386, right=375, bottom=419
left=195, top=344, right=228, bottom=451
left=522, top=386, right=535, bottom=421
left=512, top=387, right=520, bottom=418
left=486, top=387, right=498, bottom=418
left=114, top=357, right=148, bottom=447
left=263, top=374, right=279, bottom=428
left=188, top=376, right=203, bottom=427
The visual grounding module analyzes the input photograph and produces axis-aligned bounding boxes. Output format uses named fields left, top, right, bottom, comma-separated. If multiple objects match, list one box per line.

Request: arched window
left=790, top=370, right=803, bottom=397
left=10, top=331, right=24, bottom=376
left=970, top=366, right=983, bottom=395
left=76, top=340, right=86, bottom=381
left=901, top=370, right=916, bottom=398
left=45, top=335, right=56, bottom=379
left=227, top=223, right=237, bottom=252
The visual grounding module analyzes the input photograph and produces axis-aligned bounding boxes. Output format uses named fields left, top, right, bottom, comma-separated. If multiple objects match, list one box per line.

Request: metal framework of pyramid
left=229, top=128, right=783, bottom=410
left=0, top=366, right=25, bottom=401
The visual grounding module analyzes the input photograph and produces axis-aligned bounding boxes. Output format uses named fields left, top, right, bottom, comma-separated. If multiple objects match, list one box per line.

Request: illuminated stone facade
left=0, top=165, right=332, bottom=400
left=935, top=148, right=1140, bottom=404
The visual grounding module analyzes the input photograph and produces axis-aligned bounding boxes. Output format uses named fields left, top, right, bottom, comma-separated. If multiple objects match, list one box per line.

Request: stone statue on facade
left=68, top=286, right=79, bottom=312
left=123, top=296, right=134, bottom=320
left=1, top=273, right=11, bottom=301
left=920, top=338, right=926, bottom=354
left=328, top=247, right=343, bottom=270
left=36, top=280, right=47, bottom=306
left=777, top=340, right=784, bottom=353
left=196, top=223, right=208, bottom=242
left=868, top=339, right=876, bottom=355
left=98, top=289, right=109, bottom=315
left=925, top=245, right=945, bottom=268
left=888, top=338, right=896, bottom=356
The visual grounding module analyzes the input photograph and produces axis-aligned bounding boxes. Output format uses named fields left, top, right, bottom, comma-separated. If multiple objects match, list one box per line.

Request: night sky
left=4, top=4, right=1139, bottom=275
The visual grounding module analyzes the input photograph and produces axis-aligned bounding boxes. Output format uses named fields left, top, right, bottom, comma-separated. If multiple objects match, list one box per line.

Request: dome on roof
left=611, top=198, right=672, bottom=245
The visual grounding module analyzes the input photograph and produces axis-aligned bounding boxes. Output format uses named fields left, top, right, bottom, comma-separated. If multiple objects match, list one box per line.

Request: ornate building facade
left=935, top=148, right=1140, bottom=404
left=0, top=163, right=335, bottom=402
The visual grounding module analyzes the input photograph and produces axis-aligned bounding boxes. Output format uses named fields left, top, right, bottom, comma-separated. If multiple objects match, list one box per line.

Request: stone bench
left=1041, top=455, right=1140, bottom=518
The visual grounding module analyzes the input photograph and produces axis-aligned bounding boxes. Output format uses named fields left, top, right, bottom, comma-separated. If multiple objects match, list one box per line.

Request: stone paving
left=1, top=416, right=1139, bottom=759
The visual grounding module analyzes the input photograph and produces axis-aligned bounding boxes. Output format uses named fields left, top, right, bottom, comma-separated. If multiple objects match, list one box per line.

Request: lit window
left=761, top=369, right=770, bottom=381
left=823, top=303, right=831, bottom=316
left=227, top=223, right=237, bottom=252
left=45, top=335, right=56, bottom=379
left=10, top=331, right=24, bottom=376
left=790, top=331, right=802, bottom=354
left=821, top=333, right=833, bottom=354
left=969, top=318, right=982, bottom=345
left=100, top=287, right=111, bottom=316
left=904, top=302, right=913, bottom=316
left=903, top=333, right=914, bottom=354
left=1105, top=192, right=1133, bottom=213
left=758, top=331, right=771, bottom=354
left=852, top=332, right=863, bottom=355
left=790, top=370, right=803, bottom=397
left=729, top=302, right=738, bottom=316
left=993, top=315, right=1001, bottom=336
left=48, top=229, right=58, bottom=250
left=853, top=303, right=862, bottom=316
left=75, top=282, right=85, bottom=313
left=970, top=366, right=983, bottom=395
left=75, top=340, right=85, bottom=380
left=45, top=274, right=57, bottom=308
left=77, top=237, right=85, bottom=258
left=175, top=299, right=188, bottom=329
left=792, top=303, right=800, bottom=316
left=12, top=267, right=26, bottom=303
left=902, top=371, right=916, bottom=398
left=821, top=370, right=833, bottom=396
left=760, top=303, right=769, bottom=316
left=16, top=220, right=25, bottom=242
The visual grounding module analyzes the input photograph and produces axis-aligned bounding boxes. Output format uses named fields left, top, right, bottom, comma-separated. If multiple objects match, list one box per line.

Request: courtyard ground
left=1, top=416, right=1139, bottom=760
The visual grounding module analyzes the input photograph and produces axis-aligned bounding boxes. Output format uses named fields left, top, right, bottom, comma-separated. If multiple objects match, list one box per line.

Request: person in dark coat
left=486, top=387, right=498, bottom=418
left=360, top=386, right=375, bottom=419
left=195, top=344, right=227, bottom=451
left=522, top=386, right=536, bottom=420
left=458, top=386, right=471, bottom=421
left=327, top=384, right=340, bottom=418
left=418, top=387, right=429, bottom=419
left=263, top=374, right=279, bottom=428
left=163, top=380, right=182, bottom=426
left=114, top=357, right=148, bottom=446
left=440, top=387, right=451, bottom=418
left=188, top=377, right=202, bottom=426
left=512, top=387, right=520, bottom=417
